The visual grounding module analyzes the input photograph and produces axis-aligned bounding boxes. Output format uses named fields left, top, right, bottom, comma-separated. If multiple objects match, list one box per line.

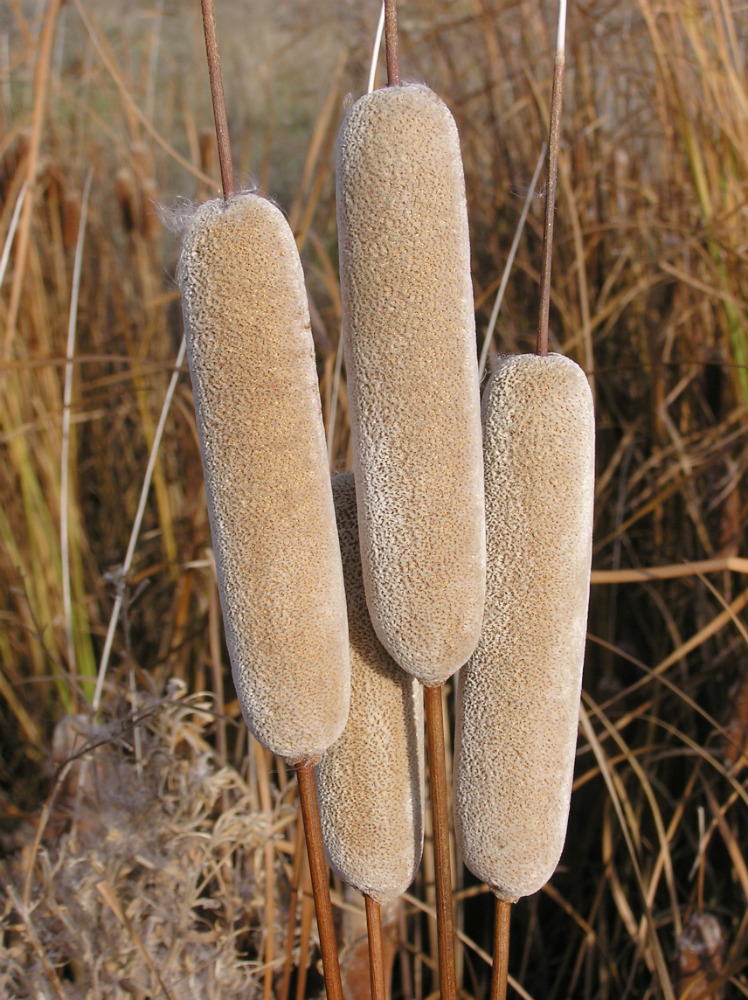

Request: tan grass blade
left=60, top=168, right=93, bottom=690
left=4, top=0, right=62, bottom=355
left=579, top=705, right=676, bottom=999
left=93, top=337, right=187, bottom=711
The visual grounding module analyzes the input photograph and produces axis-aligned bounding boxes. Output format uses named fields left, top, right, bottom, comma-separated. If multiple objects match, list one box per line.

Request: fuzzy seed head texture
left=178, top=194, right=350, bottom=763
left=453, top=353, right=595, bottom=902
left=315, top=473, right=425, bottom=903
left=336, top=83, right=486, bottom=686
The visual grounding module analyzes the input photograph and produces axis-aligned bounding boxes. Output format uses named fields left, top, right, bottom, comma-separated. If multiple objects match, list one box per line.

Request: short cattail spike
left=454, top=352, right=594, bottom=902
left=316, top=472, right=424, bottom=904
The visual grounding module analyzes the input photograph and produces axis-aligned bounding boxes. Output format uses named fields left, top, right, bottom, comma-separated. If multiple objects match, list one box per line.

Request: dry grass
left=1, top=0, right=747, bottom=998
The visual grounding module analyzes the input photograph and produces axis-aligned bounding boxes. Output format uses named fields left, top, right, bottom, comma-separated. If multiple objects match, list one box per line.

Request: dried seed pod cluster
left=316, top=473, right=425, bottom=904
left=454, top=353, right=595, bottom=901
left=336, top=83, right=486, bottom=687
left=178, top=193, right=350, bottom=764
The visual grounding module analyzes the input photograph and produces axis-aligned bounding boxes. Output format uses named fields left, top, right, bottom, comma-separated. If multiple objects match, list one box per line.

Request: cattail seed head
left=316, top=473, right=425, bottom=902
left=337, top=84, right=485, bottom=686
left=178, top=193, right=350, bottom=763
left=454, top=352, right=594, bottom=901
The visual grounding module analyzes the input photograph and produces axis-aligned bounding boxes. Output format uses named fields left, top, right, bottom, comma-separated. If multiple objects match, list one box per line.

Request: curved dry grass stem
left=296, top=762, right=344, bottom=1000
left=199, top=0, right=235, bottom=199
left=478, top=143, right=546, bottom=380
left=60, top=168, right=93, bottom=683
left=93, top=337, right=187, bottom=712
left=537, top=0, right=567, bottom=356
left=424, top=684, right=457, bottom=1000
left=368, top=3, right=386, bottom=94
left=4, top=0, right=62, bottom=356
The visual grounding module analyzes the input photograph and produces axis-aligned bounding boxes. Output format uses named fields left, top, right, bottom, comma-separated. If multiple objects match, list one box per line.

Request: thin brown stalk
left=537, top=0, right=567, bottom=357
left=280, top=812, right=306, bottom=1000
left=208, top=579, right=228, bottom=771
left=4, top=0, right=62, bottom=356
left=199, top=0, right=235, bottom=199
left=424, top=684, right=457, bottom=1000
left=366, top=895, right=387, bottom=1000
left=491, top=900, right=512, bottom=1000
left=384, top=0, right=400, bottom=87
left=296, top=856, right=314, bottom=1000
left=255, top=743, right=277, bottom=1000
left=296, top=761, right=344, bottom=1000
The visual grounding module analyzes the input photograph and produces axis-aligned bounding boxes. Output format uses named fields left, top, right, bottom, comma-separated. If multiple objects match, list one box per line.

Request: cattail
left=116, top=168, right=137, bottom=234
left=178, top=192, right=350, bottom=764
left=336, top=83, right=485, bottom=686
left=62, top=189, right=81, bottom=251
left=454, top=353, right=594, bottom=902
left=316, top=472, right=424, bottom=903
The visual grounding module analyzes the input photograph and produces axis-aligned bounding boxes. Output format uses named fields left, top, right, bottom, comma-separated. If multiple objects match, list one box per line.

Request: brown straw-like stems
left=491, top=900, right=512, bottom=1000
left=365, top=896, right=387, bottom=1000
left=384, top=0, right=400, bottom=87
left=424, top=685, right=457, bottom=1000
left=296, top=762, right=345, bottom=1000
left=199, top=0, right=236, bottom=199
left=536, top=0, right=567, bottom=357
left=279, top=814, right=306, bottom=1000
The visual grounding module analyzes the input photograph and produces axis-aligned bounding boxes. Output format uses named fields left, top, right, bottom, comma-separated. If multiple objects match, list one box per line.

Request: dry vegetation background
left=1, top=0, right=747, bottom=997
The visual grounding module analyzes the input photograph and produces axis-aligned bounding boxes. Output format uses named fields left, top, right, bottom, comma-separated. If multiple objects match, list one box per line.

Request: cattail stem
left=491, top=900, right=512, bottom=1000
left=365, top=896, right=387, bottom=1000
left=199, top=0, right=235, bottom=199
left=536, top=0, right=568, bottom=357
left=279, top=813, right=306, bottom=1000
left=296, top=762, right=344, bottom=1000
left=384, top=0, right=400, bottom=87
left=424, top=685, right=457, bottom=1000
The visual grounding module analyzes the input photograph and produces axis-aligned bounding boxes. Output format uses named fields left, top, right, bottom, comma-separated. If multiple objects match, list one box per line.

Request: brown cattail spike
left=178, top=194, right=350, bottom=764
left=454, top=354, right=594, bottom=903
left=337, top=84, right=485, bottom=686
left=316, top=473, right=424, bottom=903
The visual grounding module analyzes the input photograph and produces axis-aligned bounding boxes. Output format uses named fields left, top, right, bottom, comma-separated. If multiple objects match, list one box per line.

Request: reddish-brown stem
left=365, top=895, right=387, bottom=1000
left=536, top=0, right=568, bottom=355
left=491, top=900, right=512, bottom=1000
left=199, top=0, right=236, bottom=200
left=384, top=0, right=401, bottom=87
left=279, top=810, right=306, bottom=1000
left=424, top=685, right=457, bottom=1000
left=296, top=762, right=344, bottom=1000
left=536, top=50, right=565, bottom=357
